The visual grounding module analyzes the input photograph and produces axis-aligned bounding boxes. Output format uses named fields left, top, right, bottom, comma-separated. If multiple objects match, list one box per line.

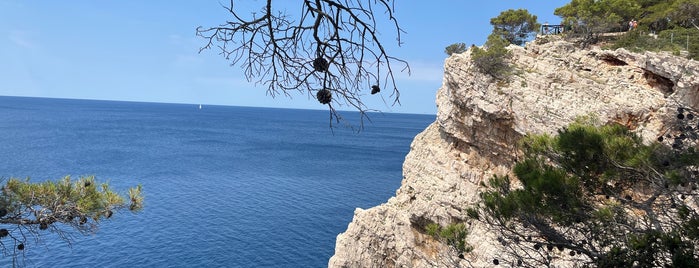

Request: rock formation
left=329, top=36, right=699, bottom=267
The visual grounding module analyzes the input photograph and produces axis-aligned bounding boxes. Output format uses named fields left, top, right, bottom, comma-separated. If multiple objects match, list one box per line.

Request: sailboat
left=198, top=104, right=202, bottom=110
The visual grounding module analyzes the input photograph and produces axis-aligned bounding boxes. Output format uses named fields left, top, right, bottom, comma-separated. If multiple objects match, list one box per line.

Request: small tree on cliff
left=471, top=116, right=699, bottom=267
left=445, top=43, right=468, bottom=56
left=490, top=9, right=540, bottom=46
left=0, top=176, right=142, bottom=265
left=197, top=0, right=409, bottom=124
left=470, top=32, right=512, bottom=79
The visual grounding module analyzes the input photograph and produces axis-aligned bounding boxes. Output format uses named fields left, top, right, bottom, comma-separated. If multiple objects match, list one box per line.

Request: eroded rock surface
left=329, top=37, right=699, bottom=267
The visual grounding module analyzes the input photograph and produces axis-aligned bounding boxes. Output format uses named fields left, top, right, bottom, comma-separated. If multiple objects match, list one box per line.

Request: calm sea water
left=0, top=96, right=433, bottom=267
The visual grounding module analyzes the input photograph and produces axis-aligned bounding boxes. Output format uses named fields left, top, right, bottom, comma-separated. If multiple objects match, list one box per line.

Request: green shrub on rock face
left=426, top=222, right=472, bottom=255
left=470, top=31, right=512, bottom=79
left=425, top=223, right=440, bottom=236
left=445, top=43, right=467, bottom=56
left=468, top=8, right=537, bottom=79
left=476, top=117, right=699, bottom=267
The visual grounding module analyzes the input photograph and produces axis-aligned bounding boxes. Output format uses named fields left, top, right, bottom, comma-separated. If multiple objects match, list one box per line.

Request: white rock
left=329, top=37, right=699, bottom=268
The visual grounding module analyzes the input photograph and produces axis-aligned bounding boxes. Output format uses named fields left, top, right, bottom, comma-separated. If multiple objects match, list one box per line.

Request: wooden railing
left=541, top=24, right=564, bottom=35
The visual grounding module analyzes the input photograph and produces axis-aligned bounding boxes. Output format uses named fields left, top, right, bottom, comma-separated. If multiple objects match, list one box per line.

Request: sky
left=0, top=1, right=570, bottom=115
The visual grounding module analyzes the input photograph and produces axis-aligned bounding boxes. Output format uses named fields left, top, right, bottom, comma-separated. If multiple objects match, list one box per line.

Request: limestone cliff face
left=329, top=37, right=699, bottom=267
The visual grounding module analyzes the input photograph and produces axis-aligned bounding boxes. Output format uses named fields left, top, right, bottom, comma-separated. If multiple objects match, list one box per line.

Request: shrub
left=612, top=28, right=698, bottom=60
left=477, top=117, right=699, bottom=266
left=427, top=223, right=472, bottom=255
left=471, top=31, right=512, bottom=79
left=445, top=42, right=467, bottom=56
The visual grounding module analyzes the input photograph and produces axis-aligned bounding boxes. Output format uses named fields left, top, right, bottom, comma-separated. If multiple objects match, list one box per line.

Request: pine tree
left=0, top=176, right=142, bottom=263
left=470, top=32, right=512, bottom=79
left=473, top=117, right=699, bottom=267
left=490, top=9, right=541, bottom=46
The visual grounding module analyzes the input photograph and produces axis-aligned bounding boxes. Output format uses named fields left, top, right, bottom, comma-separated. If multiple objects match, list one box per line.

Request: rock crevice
left=329, top=38, right=699, bottom=267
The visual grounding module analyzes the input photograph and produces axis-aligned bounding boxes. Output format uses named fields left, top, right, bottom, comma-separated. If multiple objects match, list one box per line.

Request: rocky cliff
left=329, top=37, right=699, bottom=267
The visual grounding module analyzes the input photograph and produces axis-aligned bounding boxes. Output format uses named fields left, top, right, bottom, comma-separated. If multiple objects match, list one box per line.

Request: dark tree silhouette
left=197, top=0, right=409, bottom=125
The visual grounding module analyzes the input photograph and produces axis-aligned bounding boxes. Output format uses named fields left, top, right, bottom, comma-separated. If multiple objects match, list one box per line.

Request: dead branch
left=197, top=0, right=409, bottom=126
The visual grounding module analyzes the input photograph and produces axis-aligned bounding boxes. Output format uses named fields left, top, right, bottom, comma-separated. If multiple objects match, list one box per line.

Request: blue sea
left=0, top=96, right=434, bottom=267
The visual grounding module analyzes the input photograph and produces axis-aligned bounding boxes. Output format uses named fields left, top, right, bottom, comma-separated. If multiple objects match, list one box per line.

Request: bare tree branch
left=197, top=0, right=409, bottom=126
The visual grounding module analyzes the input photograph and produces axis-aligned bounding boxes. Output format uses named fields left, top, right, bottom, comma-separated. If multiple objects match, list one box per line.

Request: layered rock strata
left=329, top=37, right=699, bottom=267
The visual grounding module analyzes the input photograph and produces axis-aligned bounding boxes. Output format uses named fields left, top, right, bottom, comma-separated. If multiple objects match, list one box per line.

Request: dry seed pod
left=316, top=89, right=332, bottom=104
left=312, top=57, right=329, bottom=72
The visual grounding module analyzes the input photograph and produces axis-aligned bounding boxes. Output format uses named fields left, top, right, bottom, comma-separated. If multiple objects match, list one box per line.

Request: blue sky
left=1, top=1, right=569, bottom=114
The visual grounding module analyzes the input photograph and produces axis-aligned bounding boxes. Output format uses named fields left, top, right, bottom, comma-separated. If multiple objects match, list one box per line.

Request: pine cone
left=313, top=57, right=329, bottom=72
left=316, top=89, right=332, bottom=104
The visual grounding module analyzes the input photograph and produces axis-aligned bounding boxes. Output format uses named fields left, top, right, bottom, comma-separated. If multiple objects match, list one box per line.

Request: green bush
left=445, top=42, right=467, bottom=56
left=471, top=31, right=512, bottom=79
left=477, top=117, right=699, bottom=266
left=611, top=28, right=698, bottom=60
left=490, top=9, right=540, bottom=46
left=427, top=223, right=472, bottom=255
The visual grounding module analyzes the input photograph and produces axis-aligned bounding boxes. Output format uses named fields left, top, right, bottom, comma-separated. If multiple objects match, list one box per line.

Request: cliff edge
left=329, top=37, right=699, bottom=267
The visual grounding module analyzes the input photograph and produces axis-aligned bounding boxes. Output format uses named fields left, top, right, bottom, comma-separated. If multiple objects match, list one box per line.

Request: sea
left=0, top=96, right=434, bottom=267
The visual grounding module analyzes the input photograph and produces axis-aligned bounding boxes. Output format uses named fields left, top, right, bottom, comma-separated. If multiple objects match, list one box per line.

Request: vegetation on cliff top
left=556, top=0, right=698, bottom=59
left=490, top=9, right=541, bottom=46
left=449, top=0, right=698, bottom=76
